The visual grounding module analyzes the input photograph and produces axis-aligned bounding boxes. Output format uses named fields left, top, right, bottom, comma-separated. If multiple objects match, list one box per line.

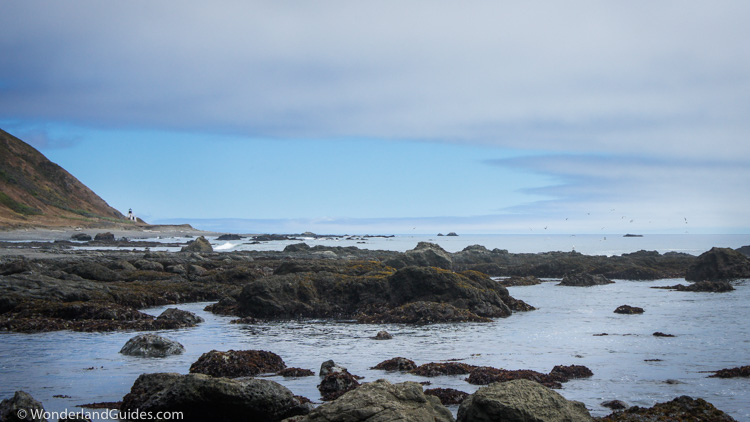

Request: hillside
left=0, top=128, right=134, bottom=229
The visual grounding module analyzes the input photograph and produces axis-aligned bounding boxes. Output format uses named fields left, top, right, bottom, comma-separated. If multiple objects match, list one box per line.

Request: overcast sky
left=1, top=1, right=748, bottom=234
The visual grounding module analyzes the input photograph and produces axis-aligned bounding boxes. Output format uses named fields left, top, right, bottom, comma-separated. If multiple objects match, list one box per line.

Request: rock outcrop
left=598, top=395, right=737, bottom=421
left=119, top=334, right=185, bottom=357
left=686, top=247, right=750, bottom=281
left=385, top=242, right=453, bottom=270
left=558, top=272, right=614, bottom=286
left=653, top=281, right=735, bottom=292
left=0, top=391, right=47, bottom=422
left=457, top=379, right=592, bottom=422
left=189, top=350, right=286, bottom=378
left=287, top=379, right=453, bottom=422
left=181, top=236, right=213, bottom=253
left=121, top=372, right=308, bottom=422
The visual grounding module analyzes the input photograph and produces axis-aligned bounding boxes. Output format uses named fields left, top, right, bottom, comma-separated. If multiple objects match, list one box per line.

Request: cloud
left=11, top=128, right=79, bottom=150
left=1, top=1, right=748, bottom=161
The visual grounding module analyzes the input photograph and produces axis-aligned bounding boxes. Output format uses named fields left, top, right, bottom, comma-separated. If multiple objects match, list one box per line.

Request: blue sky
left=1, top=1, right=749, bottom=234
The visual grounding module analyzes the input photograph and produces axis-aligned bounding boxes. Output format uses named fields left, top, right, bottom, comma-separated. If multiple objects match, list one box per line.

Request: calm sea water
left=1, top=235, right=749, bottom=421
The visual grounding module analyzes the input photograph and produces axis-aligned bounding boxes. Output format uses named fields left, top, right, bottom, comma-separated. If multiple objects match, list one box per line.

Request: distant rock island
left=623, top=234, right=644, bottom=237
left=0, top=129, right=133, bottom=229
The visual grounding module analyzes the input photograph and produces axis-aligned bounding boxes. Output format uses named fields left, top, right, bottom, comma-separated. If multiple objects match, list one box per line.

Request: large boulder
left=119, top=334, right=185, bottom=357
left=599, top=395, right=737, bottom=421
left=156, top=308, right=204, bottom=327
left=0, top=391, right=47, bottom=422
left=385, top=242, right=453, bottom=270
left=286, top=379, right=453, bottom=422
left=189, top=350, right=286, bottom=377
left=181, top=236, right=213, bottom=253
left=558, top=273, right=614, bottom=286
left=457, top=379, right=592, bottom=422
left=686, top=247, right=750, bottom=281
left=121, top=372, right=308, bottom=422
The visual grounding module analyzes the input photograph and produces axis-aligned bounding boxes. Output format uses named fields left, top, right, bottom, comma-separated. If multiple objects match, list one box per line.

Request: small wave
left=215, top=242, right=235, bottom=250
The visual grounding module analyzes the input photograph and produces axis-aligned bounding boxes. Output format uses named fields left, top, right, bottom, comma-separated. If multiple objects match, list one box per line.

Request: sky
left=1, top=1, right=749, bottom=234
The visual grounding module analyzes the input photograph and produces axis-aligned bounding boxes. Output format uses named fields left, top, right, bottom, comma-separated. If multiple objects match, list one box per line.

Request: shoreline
left=0, top=225, right=220, bottom=242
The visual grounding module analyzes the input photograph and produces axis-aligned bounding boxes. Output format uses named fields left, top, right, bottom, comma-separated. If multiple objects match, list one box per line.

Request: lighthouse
left=127, top=208, right=137, bottom=222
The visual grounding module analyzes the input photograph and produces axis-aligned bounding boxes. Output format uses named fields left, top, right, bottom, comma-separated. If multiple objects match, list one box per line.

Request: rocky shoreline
left=1, top=232, right=749, bottom=420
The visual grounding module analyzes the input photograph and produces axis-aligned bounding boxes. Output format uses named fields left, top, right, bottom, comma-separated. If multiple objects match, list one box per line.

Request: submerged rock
left=598, top=395, right=737, bottom=421
left=457, top=379, right=592, bottom=422
left=371, top=357, right=417, bottom=372
left=686, top=247, right=750, bottom=281
left=424, top=388, right=469, bottom=405
left=189, top=350, right=286, bottom=378
left=410, top=362, right=477, bottom=377
left=373, top=330, right=392, bottom=340
left=708, top=365, right=750, bottom=378
left=614, top=305, right=644, bottom=314
left=357, top=301, right=492, bottom=324
left=0, top=391, right=47, bottom=422
left=601, top=399, right=628, bottom=410
left=559, top=272, right=614, bottom=286
left=119, top=334, right=185, bottom=357
left=277, top=368, right=315, bottom=378
left=292, top=379, right=453, bottom=422
left=121, top=372, right=308, bottom=422
left=653, top=280, right=735, bottom=292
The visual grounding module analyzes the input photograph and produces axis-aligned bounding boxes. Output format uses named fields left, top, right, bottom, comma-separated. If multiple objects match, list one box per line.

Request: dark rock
left=283, top=243, right=311, bottom=252
left=708, top=365, right=750, bottom=378
left=189, top=350, right=286, bottom=378
left=120, top=372, right=308, bottom=422
left=0, top=391, right=47, bottom=422
left=181, top=236, right=213, bottom=253
left=71, top=233, right=92, bottom=241
left=736, top=245, right=750, bottom=257
left=66, top=262, right=119, bottom=282
left=559, top=272, right=614, bottom=286
left=614, top=305, right=644, bottom=314
left=156, top=308, right=204, bottom=327
left=446, top=232, right=459, bottom=236
left=217, top=234, right=242, bottom=240
left=371, top=357, right=417, bottom=372
left=358, top=301, right=493, bottom=324
left=686, top=247, right=750, bottom=281
left=319, top=360, right=347, bottom=377
left=653, top=332, right=676, bottom=337
left=317, top=371, right=360, bottom=401
left=499, top=275, right=542, bottom=286
left=598, top=395, right=737, bottom=421
left=293, top=379, right=453, bottom=422
left=601, top=400, right=628, bottom=410
left=410, top=361, right=477, bottom=377
left=94, top=232, right=115, bottom=242
left=132, top=259, right=164, bottom=272
left=277, top=367, right=315, bottom=378
left=373, top=330, right=392, bottom=340
left=119, top=334, right=185, bottom=357
left=385, top=242, right=453, bottom=270
left=653, top=280, right=734, bottom=292
left=0, top=259, right=31, bottom=276
left=457, top=379, right=592, bottom=422
left=424, top=388, right=469, bottom=405
left=549, top=364, right=594, bottom=381
left=466, top=366, right=563, bottom=389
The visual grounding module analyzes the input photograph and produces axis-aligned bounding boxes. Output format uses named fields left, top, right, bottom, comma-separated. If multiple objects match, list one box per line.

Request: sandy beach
left=0, top=225, right=218, bottom=242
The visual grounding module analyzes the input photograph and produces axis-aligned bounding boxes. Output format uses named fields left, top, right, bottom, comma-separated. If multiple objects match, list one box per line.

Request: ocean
left=1, top=234, right=749, bottom=420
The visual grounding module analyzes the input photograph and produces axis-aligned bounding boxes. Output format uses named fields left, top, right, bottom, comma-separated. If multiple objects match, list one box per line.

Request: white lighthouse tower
left=127, top=208, right=137, bottom=222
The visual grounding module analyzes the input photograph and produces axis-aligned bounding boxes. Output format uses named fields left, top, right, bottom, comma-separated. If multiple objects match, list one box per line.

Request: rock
left=447, top=232, right=459, bottom=236
left=653, top=332, right=675, bottom=337
left=318, top=371, right=361, bottom=401
left=457, top=379, right=592, bottom=422
left=686, top=247, right=750, bottom=281
left=653, top=281, right=735, bottom=292
left=499, top=275, right=542, bottom=286
left=736, top=245, right=750, bottom=258
left=598, top=395, right=737, bottom=421
left=156, top=308, right=204, bottom=327
left=121, top=372, right=308, bottom=422
left=558, top=272, right=614, bottom=286
left=0, top=391, right=47, bottom=422
left=358, top=301, right=492, bottom=324
left=94, top=232, right=115, bottom=242
left=549, top=364, right=594, bottom=382
left=133, top=259, right=164, bottom=272
left=708, top=365, right=750, bottom=378
left=277, top=368, right=315, bottom=377
left=119, top=334, right=185, bottom=357
left=601, top=400, right=628, bottom=410
left=614, top=305, right=644, bottom=314
left=424, top=388, right=469, bottom=405
left=181, top=236, right=213, bottom=253
left=283, top=243, right=311, bottom=252
left=217, top=234, right=243, bottom=240
left=373, top=330, right=392, bottom=340
left=66, top=262, right=118, bottom=282
left=371, top=357, right=417, bottom=372
left=189, top=350, right=286, bottom=377
left=291, top=379, right=453, bottom=422
left=411, top=362, right=477, bottom=377
left=319, top=360, right=347, bottom=377
left=71, top=233, right=92, bottom=241
left=466, top=366, right=563, bottom=389
left=386, top=242, right=453, bottom=270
